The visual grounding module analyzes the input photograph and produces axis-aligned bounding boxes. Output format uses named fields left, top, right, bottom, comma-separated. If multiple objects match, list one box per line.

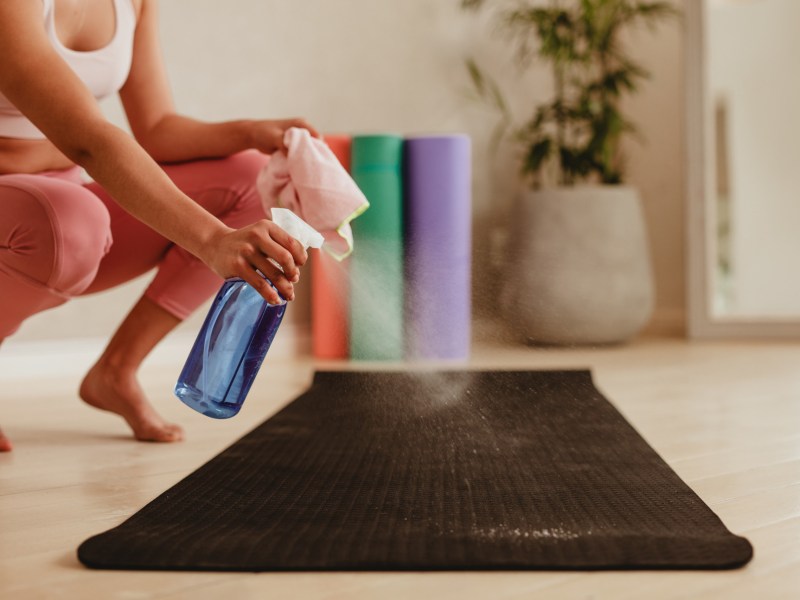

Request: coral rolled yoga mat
left=404, top=135, right=472, bottom=360
left=310, top=135, right=352, bottom=360
left=349, top=135, right=405, bottom=360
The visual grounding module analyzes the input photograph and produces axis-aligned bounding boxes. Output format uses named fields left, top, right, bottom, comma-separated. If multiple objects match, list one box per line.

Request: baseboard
left=472, top=309, right=687, bottom=344
left=0, top=322, right=311, bottom=381
left=642, top=307, right=686, bottom=338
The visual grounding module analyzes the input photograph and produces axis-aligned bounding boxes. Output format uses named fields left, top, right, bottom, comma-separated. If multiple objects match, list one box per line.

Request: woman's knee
left=166, top=150, right=269, bottom=228
left=219, top=149, right=270, bottom=189
left=225, top=150, right=270, bottom=176
left=214, top=150, right=271, bottom=218
left=0, top=177, right=112, bottom=296
left=219, top=150, right=270, bottom=225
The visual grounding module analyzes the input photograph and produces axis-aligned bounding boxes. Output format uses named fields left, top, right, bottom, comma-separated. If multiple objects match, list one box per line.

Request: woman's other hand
left=202, top=219, right=308, bottom=304
left=249, top=118, right=320, bottom=155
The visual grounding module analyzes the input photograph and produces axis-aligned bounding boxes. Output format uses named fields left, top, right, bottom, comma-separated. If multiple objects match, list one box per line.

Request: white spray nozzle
left=271, top=207, right=324, bottom=250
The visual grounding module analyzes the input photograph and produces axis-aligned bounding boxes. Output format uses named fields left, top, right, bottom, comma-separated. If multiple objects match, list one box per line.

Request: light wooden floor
left=1, top=336, right=799, bottom=599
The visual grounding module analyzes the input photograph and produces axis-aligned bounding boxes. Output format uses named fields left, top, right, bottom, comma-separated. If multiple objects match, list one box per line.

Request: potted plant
left=463, top=0, right=677, bottom=345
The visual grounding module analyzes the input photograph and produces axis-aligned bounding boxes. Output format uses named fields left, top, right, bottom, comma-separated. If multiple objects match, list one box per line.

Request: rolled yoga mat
left=349, top=135, right=405, bottom=361
left=311, top=249, right=350, bottom=359
left=404, top=135, right=472, bottom=360
left=78, top=370, right=752, bottom=571
left=310, top=135, right=352, bottom=360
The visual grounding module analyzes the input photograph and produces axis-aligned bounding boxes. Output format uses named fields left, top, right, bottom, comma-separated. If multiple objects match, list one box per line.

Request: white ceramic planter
left=501, top=185, right=655, bottom=345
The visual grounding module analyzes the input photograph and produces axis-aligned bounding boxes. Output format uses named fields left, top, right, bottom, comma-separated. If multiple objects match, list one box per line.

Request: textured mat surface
left=78, top=370, right=753, bottom=571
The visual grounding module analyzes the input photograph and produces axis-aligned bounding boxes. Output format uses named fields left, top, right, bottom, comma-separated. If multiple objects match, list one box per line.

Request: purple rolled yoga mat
left=404, top=135, right=472, bottom=360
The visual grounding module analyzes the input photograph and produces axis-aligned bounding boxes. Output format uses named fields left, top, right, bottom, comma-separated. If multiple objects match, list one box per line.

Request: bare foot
left=79, top=362, right=184, bottom=443
left=0, top=427, right=12, bottom=452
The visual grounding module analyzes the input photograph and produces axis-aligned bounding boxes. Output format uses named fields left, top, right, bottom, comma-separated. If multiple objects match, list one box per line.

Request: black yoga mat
left=78, top=370, right=753, bottom=571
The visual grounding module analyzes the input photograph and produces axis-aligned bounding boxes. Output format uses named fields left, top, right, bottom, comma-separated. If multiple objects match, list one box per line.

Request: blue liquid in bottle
left=174, top=278, right=287, bottom=419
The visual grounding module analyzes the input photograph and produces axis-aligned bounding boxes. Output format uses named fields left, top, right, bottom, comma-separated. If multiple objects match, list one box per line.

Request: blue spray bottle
left=175, top=208, right=324, bottom=419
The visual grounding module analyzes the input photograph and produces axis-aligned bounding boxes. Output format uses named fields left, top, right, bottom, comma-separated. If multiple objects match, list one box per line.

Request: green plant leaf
left=461, top=0, right=679, bottom=187
left=524, top=138, right=553, bottom=176
left=460, top=0, right=486, bottom=10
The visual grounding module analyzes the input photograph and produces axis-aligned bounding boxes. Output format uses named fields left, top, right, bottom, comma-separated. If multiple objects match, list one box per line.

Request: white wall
left=709, top=0, right=800, bottom=317
left=10, top=0, right=687, bottom=344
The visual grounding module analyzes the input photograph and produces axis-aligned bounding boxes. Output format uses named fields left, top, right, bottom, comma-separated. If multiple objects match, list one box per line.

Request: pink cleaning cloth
left=257, top=128, right=369, bottom=260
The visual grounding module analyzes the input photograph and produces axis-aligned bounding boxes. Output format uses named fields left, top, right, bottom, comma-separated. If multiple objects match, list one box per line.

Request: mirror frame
left=686, top=0, right=800, bottom=339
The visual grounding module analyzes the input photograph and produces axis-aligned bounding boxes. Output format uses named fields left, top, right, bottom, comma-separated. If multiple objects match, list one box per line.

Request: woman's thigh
left=83, top=150, right=269, bottom=294
left=0, top=172, right=112, bottom=336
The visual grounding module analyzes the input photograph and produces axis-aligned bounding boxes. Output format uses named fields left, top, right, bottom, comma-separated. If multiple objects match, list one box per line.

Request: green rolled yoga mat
left=349, top=135, right=405, bottom=360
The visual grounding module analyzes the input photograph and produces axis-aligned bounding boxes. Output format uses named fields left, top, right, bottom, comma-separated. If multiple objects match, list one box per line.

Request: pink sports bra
left=0, top=0, right=136, bottom=140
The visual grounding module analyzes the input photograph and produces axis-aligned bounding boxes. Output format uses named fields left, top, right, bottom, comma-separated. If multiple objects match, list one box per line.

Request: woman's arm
left=0, top=0, right=304, bottom=304
left=120, top=0, right=318, bottom=163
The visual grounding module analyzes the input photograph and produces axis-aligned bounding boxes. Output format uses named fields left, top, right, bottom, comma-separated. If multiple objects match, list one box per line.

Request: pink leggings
left=0, top=150, right=269, bottom=338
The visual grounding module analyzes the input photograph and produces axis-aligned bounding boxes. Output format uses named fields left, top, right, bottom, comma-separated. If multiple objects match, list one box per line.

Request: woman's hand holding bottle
left=201, top=219, right=308, bottom=305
